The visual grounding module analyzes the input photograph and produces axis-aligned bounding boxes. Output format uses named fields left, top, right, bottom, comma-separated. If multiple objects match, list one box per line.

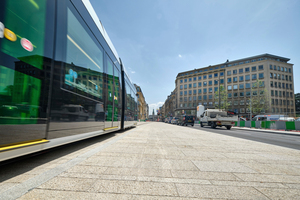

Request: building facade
left=134, top=84, right=147, bottom=120
left=164, top=89, right=176, bottom=118
left=175, top=54, right=295, bottom=117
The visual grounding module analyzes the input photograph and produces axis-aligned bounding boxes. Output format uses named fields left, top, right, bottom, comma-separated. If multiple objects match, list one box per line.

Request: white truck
left=197, top=105, right=238, bottom=130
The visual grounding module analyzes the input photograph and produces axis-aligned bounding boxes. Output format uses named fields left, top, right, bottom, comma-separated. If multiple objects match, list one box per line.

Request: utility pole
left=250, top=82, right=252, bottom=121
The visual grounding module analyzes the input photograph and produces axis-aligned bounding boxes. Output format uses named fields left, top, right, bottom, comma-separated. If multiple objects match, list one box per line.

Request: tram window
left=64, top=8, right=104, bottom=100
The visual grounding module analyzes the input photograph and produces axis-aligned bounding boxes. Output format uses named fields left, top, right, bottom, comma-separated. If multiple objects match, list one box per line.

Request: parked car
left=171, top=117, right=179, bottom=124
left=178, top=115, right=195, bottom=126
left=278, top=117, right=295, bottom=121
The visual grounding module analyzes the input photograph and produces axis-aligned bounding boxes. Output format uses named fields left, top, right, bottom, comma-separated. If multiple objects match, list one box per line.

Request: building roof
left=176, top=53, right=291, bottom=78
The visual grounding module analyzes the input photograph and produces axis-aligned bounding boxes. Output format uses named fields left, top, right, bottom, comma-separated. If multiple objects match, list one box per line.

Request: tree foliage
left=247, top=80, right=270, bottom=114
left=214, top=85, right=229, bottom=110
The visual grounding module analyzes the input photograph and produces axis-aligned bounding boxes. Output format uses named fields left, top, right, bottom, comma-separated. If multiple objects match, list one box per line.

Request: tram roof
left=82, top=0, right=120, bottom=64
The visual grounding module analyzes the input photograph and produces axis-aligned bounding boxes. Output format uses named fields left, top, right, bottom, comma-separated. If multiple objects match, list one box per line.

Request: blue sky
left=90, top=0, right=300, bottom=114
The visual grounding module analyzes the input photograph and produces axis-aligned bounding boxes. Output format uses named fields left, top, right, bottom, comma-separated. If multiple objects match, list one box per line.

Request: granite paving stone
left=1, top=122, right=300, bottom=200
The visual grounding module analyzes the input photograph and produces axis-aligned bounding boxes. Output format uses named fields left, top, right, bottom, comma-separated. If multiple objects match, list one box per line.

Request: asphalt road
left=191, top=125, right=300, bottom=150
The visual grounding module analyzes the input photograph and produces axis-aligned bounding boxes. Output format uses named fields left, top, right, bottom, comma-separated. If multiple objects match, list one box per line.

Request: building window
left=233, top=70, right=237, bottom=74
left=239, top=76, right=243, bottom=81
left=240, top=92, right=244, bottom=97
left=228, top=85, right=232, bottom=90
left=184, top=84, right=187, bottom=89
left=198, top=76, right=202, bottom=80
left=252, top=66, right=256, bottom=71
left=184, top=79, right=187, bottom=82
left=189, top=90, right=192, bottom=95
left=252, top=74, right=257, bottom=80
left=203, top=95, right=207, bottom=100
left=227, top=78, right=232, bottom=83
left=240, top=108, right=245, bottom=113
left=240, top=100, right=244, bottom=105
left=233, top=92, right=238, bottom=97
left=246, top=83, right=250, bottom=89
left=193, top=77, right=196, bottom=81
left=281, top=67, right=284, bottom=71
left=203, top=81, right=207, bottom=86
left=270, top=81, right=273, bottom=87
left=180, top=80, right=183, bottom=83
left=270, top=73, right=273, bottom=78
left=193, top=96, right=197, bottom=100
left=203, top=75, right=207, bottom=79
left=209, top=74, right=212, bottom=78
left=209, top=95, right=212, bottom=99
left=214, top=73, right=218, bottom=77
left=259, top=73, right=264, bottom=79
left=259, top=65, right=263, bottom=70
left=209, top=88, right=212, bottom=93
left=198, top=82, right=202, bottom=87
left=193, top=83, right=196, bottom=88
left=214, top=87, right=218, bottom=92
left=239, top=84, right=244, bottom=89
left=233, top=84, right=238, bottom=90
left=227, top=71, right=231, bottom=75
left=198, top=96, right=202, bottom=100
left=228, top=93, right=232, bottom=98
left=189, top=84, right=192, bottom=88
left=220, top=72, right=224, bottom=76
left=220, top=79, right=224, bottom=84
left=209, top=81, right=212, bottom=85
left=253, top=91, right=258, bottom=96
left=245, top=67, right=250, bottom=72
left=239, top=68, right=243, bottom=73
left=245, top=75, right=250, bottom=81
left=234, top=100, right=238, bottom=105
left=246, top=91, right=250, bottom=96
left=270, top=65, right=272, bottom=70
left=189, top=78, right=192, bottom=82
left=233, top=77, right=237, bottom=82
left=204, top=88, right=207, bottom=93
left=198, top=89, right=202, bottom=93
left=193, top=90, right=196, bottom=94
left=180, top=85, right=183, bottom=89
left=274, top=65, right=276, bottom=70
left=184, top=91, right=187, bottom=95
left=189, top=97, right=192, bottom=101
left=214, top=80, right=218, bottom=85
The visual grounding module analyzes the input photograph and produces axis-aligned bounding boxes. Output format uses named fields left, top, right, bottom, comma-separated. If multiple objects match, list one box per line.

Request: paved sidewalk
left=2, top=122, right=300, bottom=199
left=193, top=122, right=300, bottom=136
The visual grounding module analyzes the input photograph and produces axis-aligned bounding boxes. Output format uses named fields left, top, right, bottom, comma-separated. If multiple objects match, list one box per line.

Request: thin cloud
left=178, top=54, right=182, bottom=58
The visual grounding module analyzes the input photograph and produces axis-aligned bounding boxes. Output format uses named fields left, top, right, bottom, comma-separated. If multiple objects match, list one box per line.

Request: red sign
left=21, top=38, right=33, bottom=52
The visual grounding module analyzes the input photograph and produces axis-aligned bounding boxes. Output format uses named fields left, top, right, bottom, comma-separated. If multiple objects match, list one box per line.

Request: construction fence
left=234, top=121, right=300, bottom=131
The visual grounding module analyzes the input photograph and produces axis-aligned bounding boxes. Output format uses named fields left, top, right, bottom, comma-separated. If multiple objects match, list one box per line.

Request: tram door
left=105, top=57, right=114, bottom=128
left=113, top=66, right=121, bottom=128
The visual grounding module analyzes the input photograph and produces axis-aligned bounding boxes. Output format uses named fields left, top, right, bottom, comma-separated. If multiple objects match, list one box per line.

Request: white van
left=252, top=115, right=287, bottom=121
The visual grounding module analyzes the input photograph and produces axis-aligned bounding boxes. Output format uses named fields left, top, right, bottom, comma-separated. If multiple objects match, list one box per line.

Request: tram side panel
left=48, top=0, right=107, bottom=139
left=0, top=0, right=55, bottom=146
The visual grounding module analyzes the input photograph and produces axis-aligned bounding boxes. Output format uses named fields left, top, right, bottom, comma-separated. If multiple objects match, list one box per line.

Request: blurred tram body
left=0, top=0, right=138, bottom=162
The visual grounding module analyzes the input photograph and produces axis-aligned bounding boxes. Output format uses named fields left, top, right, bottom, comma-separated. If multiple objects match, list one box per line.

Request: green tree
left=214, top=85, right=229, bottom=110
left=247, top=80, right=270, bottom=114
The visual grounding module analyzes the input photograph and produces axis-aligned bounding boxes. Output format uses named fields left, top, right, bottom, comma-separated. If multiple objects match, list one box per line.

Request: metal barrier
left=234, top=121, right=300, bottom=131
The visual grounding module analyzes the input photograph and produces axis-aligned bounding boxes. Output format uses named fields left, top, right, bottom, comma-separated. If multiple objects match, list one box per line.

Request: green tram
left=0, top=0, right=138, bottom=162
